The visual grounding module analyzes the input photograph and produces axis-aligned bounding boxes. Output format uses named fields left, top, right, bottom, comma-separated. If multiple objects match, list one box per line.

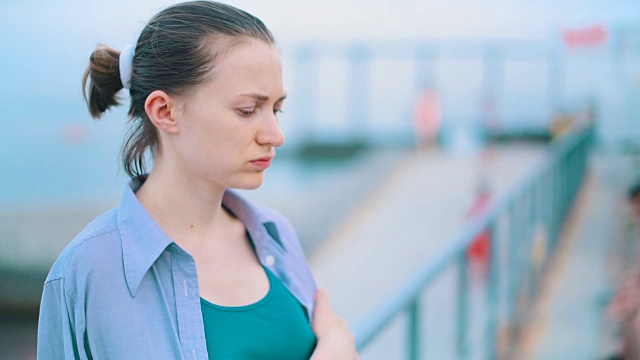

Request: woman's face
left=171, top=38, right=286, bottom=190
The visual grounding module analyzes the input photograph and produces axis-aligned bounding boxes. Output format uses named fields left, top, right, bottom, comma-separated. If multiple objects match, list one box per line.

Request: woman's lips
left=249, top=156, right=273, bottom=170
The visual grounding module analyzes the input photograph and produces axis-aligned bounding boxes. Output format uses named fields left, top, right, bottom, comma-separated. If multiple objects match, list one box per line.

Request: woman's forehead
left=203, top=40, right=284, bottom=98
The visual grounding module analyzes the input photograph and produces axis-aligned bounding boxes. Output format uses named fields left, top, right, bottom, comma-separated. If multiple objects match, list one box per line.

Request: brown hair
left=82, top=1, right=274, bottom=178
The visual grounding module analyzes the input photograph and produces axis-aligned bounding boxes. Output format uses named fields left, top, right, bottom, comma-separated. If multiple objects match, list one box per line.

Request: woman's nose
left=256, top=112, right=285, bottom=148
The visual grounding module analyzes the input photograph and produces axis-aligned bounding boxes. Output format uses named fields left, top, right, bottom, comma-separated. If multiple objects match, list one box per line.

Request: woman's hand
left=310, top=288, right=359, bottom=360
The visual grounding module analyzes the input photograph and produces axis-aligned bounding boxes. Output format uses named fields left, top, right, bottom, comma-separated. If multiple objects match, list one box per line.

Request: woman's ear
left=144, top=90, right=180, bottom=134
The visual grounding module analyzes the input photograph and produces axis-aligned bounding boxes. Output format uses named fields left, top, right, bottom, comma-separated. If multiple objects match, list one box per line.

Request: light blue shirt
left=37, top=179, right=317, bottom=359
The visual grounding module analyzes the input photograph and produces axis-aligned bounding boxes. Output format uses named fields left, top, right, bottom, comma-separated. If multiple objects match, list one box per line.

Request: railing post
left=486, top=219, right=500, bottom=360
left=506, top=202, right=517, bottom=323
left=563, top=154, right=570, bottom=218
left=525, top=170, right=540, bottom=304
left=408, top=299, right=421, bottom=360
left=526, top=181, right=536, bottom=303
left=506, top=195, right=524, bottom=355
left=456, top=254, right=468, bottom=359
left=543, top=165, right=552, bottom=265
left=567, top=151, right=575, bottom=204
left=502, top=202, right=516, bottom=356
left=551, top=160, right=560, bottom=249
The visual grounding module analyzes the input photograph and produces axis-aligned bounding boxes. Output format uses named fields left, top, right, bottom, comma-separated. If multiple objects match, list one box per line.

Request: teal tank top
left=200, top=266, right=316, bottom=359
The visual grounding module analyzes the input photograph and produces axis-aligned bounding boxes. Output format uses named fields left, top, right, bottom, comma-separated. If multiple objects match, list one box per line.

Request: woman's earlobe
left=145, top=90, right=180, bottom=134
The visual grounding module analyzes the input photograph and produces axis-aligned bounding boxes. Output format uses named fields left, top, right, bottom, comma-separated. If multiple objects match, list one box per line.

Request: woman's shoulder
left=45, top=208, right=121, bottom=286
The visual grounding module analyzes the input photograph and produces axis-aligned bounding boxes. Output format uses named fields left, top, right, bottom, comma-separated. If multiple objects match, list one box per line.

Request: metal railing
left=353, top=125, right=594, bottom=359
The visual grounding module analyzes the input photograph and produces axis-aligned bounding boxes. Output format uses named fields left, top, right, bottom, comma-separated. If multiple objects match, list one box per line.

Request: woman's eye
left=237, top=108, right=255, bottom=116
left=273, top=108, right=284, bottom=115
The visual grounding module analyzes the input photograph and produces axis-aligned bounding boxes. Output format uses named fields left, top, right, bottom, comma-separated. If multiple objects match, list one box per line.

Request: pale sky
left=1, top=0, right=638, bottom=121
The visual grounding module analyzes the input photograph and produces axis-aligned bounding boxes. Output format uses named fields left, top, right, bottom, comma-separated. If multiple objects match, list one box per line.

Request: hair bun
left=82, top=45, right=124, bottom=118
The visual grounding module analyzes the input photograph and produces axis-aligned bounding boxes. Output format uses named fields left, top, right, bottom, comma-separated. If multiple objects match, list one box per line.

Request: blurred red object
left=62, top=124, right=88, bottom=145
left=563, top=24, right=608, bottom=48
left=465, top=193, right=492, bottom=276
left=413, top=88, right=441, bottom=147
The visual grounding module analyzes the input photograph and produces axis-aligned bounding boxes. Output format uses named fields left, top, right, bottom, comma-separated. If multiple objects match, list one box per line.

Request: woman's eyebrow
left=237, top=93, right=287, bottom=102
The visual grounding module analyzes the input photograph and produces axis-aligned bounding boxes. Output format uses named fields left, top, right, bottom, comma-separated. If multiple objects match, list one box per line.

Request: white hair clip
left=119, top=44, right=135, bottom=90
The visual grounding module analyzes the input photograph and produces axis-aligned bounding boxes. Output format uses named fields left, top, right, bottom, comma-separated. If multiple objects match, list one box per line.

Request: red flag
left=563, top=24, right=608, bottom=48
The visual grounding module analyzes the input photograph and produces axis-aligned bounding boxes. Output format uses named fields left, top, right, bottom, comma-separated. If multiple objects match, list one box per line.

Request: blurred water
left=0, top=52, right=609, bottom=208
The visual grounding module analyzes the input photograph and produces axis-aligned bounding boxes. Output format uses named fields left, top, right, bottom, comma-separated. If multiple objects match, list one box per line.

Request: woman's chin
left=237, top=183, right=262, bottom=191
left=231, top=173, right=265, bottom=190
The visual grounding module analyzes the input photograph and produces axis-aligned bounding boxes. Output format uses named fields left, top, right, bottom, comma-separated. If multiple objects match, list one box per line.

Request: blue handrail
left=353, top=125, right=593, bottom=359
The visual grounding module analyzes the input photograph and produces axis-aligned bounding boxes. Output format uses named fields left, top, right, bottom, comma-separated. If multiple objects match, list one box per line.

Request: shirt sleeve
left=37, top=278, right=85, bottom=360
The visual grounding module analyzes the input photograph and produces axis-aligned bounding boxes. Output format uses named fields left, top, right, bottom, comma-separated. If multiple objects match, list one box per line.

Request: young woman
left=37, top=2, right=357, bottom=359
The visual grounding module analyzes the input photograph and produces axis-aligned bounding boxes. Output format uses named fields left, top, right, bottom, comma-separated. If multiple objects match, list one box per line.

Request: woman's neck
left=134, top=159, right=237, bottom=254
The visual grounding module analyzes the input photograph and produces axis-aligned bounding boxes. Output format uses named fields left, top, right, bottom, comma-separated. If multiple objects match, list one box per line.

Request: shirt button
left=265, top=255, right=275, bottom=266
left=193, top=349, right=196, bottom=359
left=183, top=281, right=188, bottom=297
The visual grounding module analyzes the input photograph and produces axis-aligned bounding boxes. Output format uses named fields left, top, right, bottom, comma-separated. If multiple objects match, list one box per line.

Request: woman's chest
left=199, top=266, right=316, bottom=359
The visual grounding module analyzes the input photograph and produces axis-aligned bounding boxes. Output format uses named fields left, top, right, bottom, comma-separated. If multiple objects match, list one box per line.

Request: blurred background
left=1, top=0, right=640, bottom=359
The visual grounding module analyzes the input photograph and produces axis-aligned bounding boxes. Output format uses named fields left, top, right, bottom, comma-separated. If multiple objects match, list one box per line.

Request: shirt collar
left=117, top=178, right=285, bottom=298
